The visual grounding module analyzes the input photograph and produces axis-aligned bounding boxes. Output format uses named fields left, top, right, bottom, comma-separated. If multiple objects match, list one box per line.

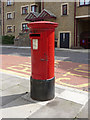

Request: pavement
left=0, top=45, right=89, bottom=119
left=0, top=72, right=89, bottom=119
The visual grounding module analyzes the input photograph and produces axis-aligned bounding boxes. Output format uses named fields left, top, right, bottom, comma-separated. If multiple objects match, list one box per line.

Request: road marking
left=56, top=78, right=70, bottom=81
left=0, top=71, right=30, bottom=80
left=56, top=78, right=89, bottom=88
left=1, top=70, right=88, bottom=94
left=55, top=56, right=70, bottom=60
left=1, top=55, right=88, bottom=91
left=55, top=84, right=88, bottom=94
left=63, top=72, right=88, bottom=78
left=74, top=64, right=89, bottom=73
left=1, top=68, right=89, bottom=89
left=1, top=45, right=31, bottom=49
left=0, top=69, right=30, bottom=78
left=7, top=65, right=31, bottom=74
left=5, top=62, right=31, bottom=74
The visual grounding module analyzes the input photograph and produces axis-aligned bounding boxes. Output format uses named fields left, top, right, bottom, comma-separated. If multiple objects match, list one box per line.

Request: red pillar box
left=27, top=21, right=58, bottom=101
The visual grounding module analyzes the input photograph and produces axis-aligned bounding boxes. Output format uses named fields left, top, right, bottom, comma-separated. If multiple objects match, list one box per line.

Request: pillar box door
left=28, top=21, right=58, bottom=101
left=30, top=32, right=48, bottom=80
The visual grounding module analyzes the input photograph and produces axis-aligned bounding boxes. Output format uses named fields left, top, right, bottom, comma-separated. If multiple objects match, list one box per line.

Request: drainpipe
left=74, top=1, right=76, bottom=47
left=76, top=18, right=78, bottom=46
left=75, top=2, right=77, bottom=47
left=42, top=0, right=44, bottom=10
left=2, top=2, right=4, bottom=35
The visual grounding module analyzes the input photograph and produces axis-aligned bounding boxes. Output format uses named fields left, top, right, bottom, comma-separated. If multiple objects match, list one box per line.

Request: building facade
left=43, top=1, right=90, bottom=48
left=2, top=0, right=90, bottom=48
left=0, top=0, right=2, bottom=38
left=2, top=1, right=41, bottom=37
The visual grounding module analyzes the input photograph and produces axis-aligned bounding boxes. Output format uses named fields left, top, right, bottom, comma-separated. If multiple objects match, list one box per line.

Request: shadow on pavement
left=1, top=92, right=35, bottom=108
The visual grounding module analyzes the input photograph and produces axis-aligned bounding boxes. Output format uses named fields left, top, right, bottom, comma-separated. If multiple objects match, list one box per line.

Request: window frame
left=7, top=12, right=12, bottom=19
left=7, top=0, right=12, bottom=6
left=13, top=25, right=15, bottom=32
left=21, top=6, right=29, bottom=15
left=58, top=31, right=71, bottom=48
left=0, top=20, right=1, bottom=26
left=0, top=8, right=1, bottom=14
left=79, top=0, right=90, bottom=6
left=30, top=4, right=38, bottom=12
left=13, top=11, right=15, bottom=19
left=7, top=26, right=12, bottom=33
left=62, top=4, right=67, bottom=15
left=31, top=5, right=37, bottom=12
left=22, top=23, right=29, bottom=32
left=61, top=3, right=69, bottom=16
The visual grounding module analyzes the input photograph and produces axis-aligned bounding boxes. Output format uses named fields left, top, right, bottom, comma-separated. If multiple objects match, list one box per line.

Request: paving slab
left=1, top=73, right=12, bottom=81
left=20, top=80, right=30, bottom=90
left=0, top=118, right=72, bottom=120
left=56, top=90, right=88, bottom=105
left=1, top=76, right=29, bottom=91
left=0, top=73, right=88, bottom=119
left=2, top=96, right=42, bottom=118
left=0, top=80, right=2, bottom=90
left=21, top=93, right=55, bottom=106
left=0, top=73, right=2, bottom=81
left=0, top=85, right=28, bottom=106
left=55, top=87, right=65, bottom=94
left=3, top=118, right=43, bottom=120
left=76, top=102, right=88, bottom=118
left=89, top=99, right=90, bottom=120
left=29, top=97, right=82, bottom=118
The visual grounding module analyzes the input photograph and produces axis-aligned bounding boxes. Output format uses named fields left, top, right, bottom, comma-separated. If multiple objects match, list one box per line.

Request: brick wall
left=44, top=2, right=75, bottom=48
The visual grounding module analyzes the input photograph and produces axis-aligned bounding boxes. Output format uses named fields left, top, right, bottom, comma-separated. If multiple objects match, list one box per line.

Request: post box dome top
left=27, top=21, right=58, bottom=29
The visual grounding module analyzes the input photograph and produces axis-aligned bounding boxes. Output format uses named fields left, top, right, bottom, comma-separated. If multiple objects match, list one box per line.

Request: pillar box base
left=30, top=77, right=55, bottom=101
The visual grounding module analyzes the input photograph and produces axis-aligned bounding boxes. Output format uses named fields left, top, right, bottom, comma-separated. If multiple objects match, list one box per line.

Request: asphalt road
left=1, top=47, right=88, bottom=64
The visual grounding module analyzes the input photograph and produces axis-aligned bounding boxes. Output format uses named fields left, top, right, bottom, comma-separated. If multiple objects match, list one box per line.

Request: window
left=62, top=4, right=67, bottom=15
left=79, top=0, right=90, bottom=5
left=31, top=5, right=37, bottom=12
left=0, top=8, right=1, bottom=14
left=7, top=13, right=12, bottom=19
left=22, top=6, right=28, bottom=15
left=7, top=0, right=11, bottom=6
left=85, top=0, right=90, bottom=4
left=13, top=26, right=15, bottom=32
left=7, top=26, right=12, bottom=32
left=22, top=23, right=29, bottom=31
left=13, top=12, right=15, bottom=19
left=0, top=20, right=1, bottom=26
left=80, top=0, right=84, bottom=5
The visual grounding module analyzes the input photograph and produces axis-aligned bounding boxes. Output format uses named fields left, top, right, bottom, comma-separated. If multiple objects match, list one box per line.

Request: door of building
left=80, top=31, right=90, bottom=48
left=60, top=33, right=69, bottom=48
